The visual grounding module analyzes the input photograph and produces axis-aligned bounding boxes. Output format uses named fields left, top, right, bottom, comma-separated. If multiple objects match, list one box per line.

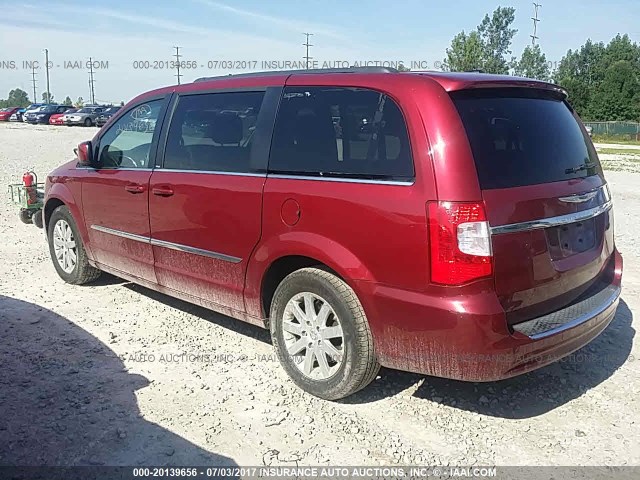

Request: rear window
left=269, top=87, right=414, bottom=181
left=451, top=88, right=602, bottom=189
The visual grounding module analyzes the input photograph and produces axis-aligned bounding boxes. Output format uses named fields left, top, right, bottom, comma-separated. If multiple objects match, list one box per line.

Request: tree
left=589, top=61, right=640, bottom=121
left=5, top=88, right=31, bottom=107
left=477, top=6, right=517, bottom=74
left=443, top=31, right=484, bottom=72
left=514, top=44, right=550, bottom=80
left=560, top=77, right=591, bottom=117
left=443, top=6, right=517, bottom=74
left=556, top=35, right=640, bottom=119
left=75, top=97, right=84, bottom=108
left=63, top=96, right=73, bottom=106
left=42, top=92, right=55, bottom=103
left=397, top=63, right=411, bottom=72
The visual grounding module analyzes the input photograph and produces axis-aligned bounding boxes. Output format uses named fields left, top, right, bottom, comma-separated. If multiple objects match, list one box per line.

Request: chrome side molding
left=90, top=225, right=241, bottom=263
left=149, top=238, right=242, bottom=263
left=90, top=225, right=150, bottom=243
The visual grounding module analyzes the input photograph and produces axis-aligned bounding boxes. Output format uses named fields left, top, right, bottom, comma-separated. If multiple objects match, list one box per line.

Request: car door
left=148, top=88, right=280, bottom=314
left=81, top=96, right=169, bottom=283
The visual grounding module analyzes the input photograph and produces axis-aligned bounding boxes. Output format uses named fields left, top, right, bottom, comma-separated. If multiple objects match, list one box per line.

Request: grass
left=592, top=135, right=640, bottom=145
left=596, top=147, right=640, bottom=156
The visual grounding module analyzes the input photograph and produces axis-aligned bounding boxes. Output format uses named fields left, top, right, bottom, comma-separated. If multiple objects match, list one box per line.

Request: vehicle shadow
left=124, top=283, right=271, bottom=345
left=0, top=294, right=238, bottom=468
left=346, top=298, right=635, bottom=418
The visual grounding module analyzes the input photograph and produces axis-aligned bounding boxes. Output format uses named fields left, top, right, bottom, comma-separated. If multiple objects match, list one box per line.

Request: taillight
left=427, top=201, right=493, bottom=285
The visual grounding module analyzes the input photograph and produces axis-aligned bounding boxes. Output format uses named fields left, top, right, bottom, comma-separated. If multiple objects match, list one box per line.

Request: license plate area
left=547, top=218, right=596, bottom=258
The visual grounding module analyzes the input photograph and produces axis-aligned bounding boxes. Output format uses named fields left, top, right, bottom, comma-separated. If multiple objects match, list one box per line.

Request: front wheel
left=47, top=206, right=101, bottom=284
left=84, top=118, right=92, bottom=127
left=270, top=267, right=380, bottom=400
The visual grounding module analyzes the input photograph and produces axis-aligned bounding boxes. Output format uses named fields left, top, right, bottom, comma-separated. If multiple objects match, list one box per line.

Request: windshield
left=450, top=88, right=603, bottom=189
left=77, top=108, right=95, bottom=113
left=104, top=107, right=120, bottom=113
left=40, top=106, right=58, bottom=113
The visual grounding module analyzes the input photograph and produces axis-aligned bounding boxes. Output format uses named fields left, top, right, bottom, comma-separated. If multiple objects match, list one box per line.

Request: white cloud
left=192, top=0, right=348, bottom=40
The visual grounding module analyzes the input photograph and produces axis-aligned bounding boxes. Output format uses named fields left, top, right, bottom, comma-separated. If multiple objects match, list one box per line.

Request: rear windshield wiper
left=565, top=162, right=597, bottom=174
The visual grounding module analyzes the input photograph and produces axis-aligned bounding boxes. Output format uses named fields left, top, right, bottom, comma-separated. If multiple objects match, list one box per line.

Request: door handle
left=152, top=185, right=174, bottom=197
left=125, top=183, right=145, bottom=194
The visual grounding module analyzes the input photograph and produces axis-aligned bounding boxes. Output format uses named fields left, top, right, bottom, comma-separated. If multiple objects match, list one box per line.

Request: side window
left=163, top=91, right=265, bottom=172
left=98, top=100, right=163, bottom=169
left=269, top=87, right=414, bottom=180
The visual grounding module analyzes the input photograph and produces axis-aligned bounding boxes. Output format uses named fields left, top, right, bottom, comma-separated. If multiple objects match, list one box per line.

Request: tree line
left=0, top=90, right=86, bottom=109
left=443, top=6, right=640, bottom=122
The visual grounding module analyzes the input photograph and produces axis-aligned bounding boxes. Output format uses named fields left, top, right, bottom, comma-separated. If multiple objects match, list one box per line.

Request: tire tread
left=271, top=267, right=380, bottom=400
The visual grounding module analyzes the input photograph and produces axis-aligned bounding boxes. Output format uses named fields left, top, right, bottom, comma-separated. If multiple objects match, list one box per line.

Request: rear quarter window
left=269, top=87, right=414, bottom=181
left=450, top=88, right=602, bottom=189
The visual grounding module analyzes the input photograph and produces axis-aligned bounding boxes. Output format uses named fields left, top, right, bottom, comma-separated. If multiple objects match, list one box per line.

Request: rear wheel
left=270, top=267, right=379, bottom=400
left=47, top=206, right=101, bottom=284
left=84, top=118, right=92, bottom=127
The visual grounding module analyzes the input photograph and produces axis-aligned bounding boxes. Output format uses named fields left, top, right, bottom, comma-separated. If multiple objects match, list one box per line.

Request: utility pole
left=44, top=49, right=51, bottom=103
left=88, top=57, right=96, bottom=104
left=303, top=33, right=314, bottom=69
left=174, top=46, right=182, bottom=85
left=30, top=67, right=37, bottom=104
left=530, top=3, right=542, bottom=45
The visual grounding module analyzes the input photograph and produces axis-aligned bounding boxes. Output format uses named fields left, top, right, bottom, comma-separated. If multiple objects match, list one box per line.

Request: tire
left=19, top=209, right=32, bottom=224
left=47, top=205, right=101, bottom=285
left=84, top=118, right=92, bottom=127
left=270, top=267, right=380, bottom=400
left=32, top=209, right=43, bottom=228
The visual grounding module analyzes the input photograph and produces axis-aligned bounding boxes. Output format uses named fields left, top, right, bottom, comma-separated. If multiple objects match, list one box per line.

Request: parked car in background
left=25, top=105, right=74, bottom=124
left=50, top=108, right=78, bottom=125
left=10, top=107, right=27, bottom=122
left=0, top=107, right=20, bottom=121
left=63, top=106, right=105, bottom=126
left=22, top=103, right=45, bottom=122
left=43, top=68, right=622, bottom=400
left=95, top=106, right=121, bottom=127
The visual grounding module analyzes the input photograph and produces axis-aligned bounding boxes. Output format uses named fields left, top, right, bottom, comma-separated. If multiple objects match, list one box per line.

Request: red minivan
left=43, top=68, right=622, bottom=400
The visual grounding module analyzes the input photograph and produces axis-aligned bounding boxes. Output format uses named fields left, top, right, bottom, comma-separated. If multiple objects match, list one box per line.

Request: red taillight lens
left=427, top=201, right=493, bottom=285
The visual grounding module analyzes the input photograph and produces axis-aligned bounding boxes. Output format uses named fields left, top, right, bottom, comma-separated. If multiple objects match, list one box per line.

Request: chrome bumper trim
left=512, top=284, right=621, bottom=340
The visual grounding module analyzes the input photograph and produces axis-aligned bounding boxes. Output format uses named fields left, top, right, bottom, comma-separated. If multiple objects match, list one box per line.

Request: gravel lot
left=0, top=122, right=638, bottom=467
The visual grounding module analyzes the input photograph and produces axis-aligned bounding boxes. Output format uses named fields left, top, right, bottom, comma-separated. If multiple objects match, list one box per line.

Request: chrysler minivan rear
left=369, top=75, right=622, bottom=381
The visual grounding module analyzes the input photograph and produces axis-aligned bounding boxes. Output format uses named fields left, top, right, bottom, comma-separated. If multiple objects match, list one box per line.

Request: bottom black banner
left=0, top=466, right=637, bottom=480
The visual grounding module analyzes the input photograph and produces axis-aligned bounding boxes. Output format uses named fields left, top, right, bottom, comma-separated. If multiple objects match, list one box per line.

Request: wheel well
left=261, top=256, right=339, bottom=322
left=44, top=198, right=65, bottom=231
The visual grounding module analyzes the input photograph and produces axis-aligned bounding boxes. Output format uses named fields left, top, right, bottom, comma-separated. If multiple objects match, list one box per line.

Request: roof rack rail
left=194, top=66, right=398, bottom=83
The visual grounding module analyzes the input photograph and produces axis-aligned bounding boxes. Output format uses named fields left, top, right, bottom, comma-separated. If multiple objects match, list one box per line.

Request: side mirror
left=75, top=141, right=94, bottom=167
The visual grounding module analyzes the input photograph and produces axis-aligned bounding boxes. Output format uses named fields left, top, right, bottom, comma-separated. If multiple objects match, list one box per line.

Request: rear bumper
left=356, top=249, right=623, bottom=381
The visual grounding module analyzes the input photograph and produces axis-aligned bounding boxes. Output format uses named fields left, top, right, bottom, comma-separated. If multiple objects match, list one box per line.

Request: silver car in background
left=63, top=106, right=105, bottom=127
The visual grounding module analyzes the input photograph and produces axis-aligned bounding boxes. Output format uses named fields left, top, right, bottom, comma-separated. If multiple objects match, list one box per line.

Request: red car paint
left=0, top=107, right=20, bottom=121
left=44, top=70, right=622, bottom=382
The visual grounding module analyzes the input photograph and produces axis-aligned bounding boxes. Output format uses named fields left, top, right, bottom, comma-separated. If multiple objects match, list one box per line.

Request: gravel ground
left=0, top=122, right=638, bottom=467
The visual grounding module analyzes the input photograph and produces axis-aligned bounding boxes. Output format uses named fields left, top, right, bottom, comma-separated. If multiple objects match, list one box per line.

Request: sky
left=0, top=0, right=638, bottom=104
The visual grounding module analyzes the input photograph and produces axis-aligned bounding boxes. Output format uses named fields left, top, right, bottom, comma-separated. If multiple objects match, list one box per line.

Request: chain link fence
left=584, top=121, right=640, bottom=141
